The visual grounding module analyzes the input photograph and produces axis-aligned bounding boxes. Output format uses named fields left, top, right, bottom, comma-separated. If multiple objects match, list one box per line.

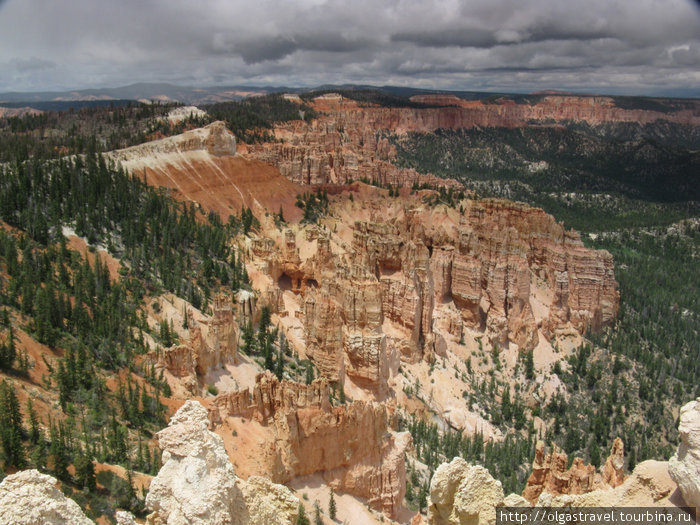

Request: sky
left=1, top=0, right=699, bottom=96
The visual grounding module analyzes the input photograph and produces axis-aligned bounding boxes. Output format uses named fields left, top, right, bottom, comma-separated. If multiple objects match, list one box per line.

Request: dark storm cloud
left=0, top=0, right=698, bottom=96
left=391, top=28, right=499, bottom=49
left=212, top=33, right=373, bottom=64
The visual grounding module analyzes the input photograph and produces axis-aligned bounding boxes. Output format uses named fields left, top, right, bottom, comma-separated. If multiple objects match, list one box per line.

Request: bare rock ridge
left=106, top=121, right=303, bottom=221
left=246, top=94, right=699, bottom=189
left=669, top=397, right=700, bottom=510
left=522, top=439, right=626, bottom=504
left=111, top=120, right=236, bottom=161
left=0, top=470, right=93, bottom=525
left=209, top=371, right=411, bottom=518
left=146, top=400, right=299, bottom=525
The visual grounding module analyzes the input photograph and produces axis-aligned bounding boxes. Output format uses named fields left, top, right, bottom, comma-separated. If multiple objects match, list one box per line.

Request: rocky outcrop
left=189, top=293, right=239, bottom=373
left=146, top=400, right=247, bottom=524
left=303, top=265, right=389, bottom=391
left=209, top=372, right=410, bottom=518
left=0, top=469, right=93, bottom=525
left=116, top=510, right=138, bottom=525
left=208, top=370, right=331, bottom=424
left=669, top=397, right=700, bottom=510
left=146, top=400, right=299, bottom=525
left=148, top=294, right=240, bottom=396
left=238, top=476, right=300, bottom=524
left=428, top=458, right=504, bottom=525
left=603, top=437, right=626, bottom=488
left=111, top=121, right=235, bottom=161
left=536, top=460, right=677, bottom=507
left=423, top=455, right=681, bottom=525
left=522, top=440, right=627, bottom=504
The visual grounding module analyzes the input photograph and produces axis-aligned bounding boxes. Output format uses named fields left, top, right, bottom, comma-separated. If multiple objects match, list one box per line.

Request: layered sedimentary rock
left=669, top=397, right=700, bottom=509
left=111, top=121, right=235, bottom=161
left=146, top=400, right=299, bottom=525
left=189, top=293, right=239, bottom=373
left=209, top=372, right=410, bottom=518
left=522, top=440, right=627, bottom=504
left=304, top=265, right=389, bottom=390
left=254, top=196, right=617, bottom=394
left=108, top=121, right=303, bottom=221
left=246, top=94, right=699, bottom=189
left=0, top=469, right=93, bottom=525
left=246, top=95, right=461, bottom=189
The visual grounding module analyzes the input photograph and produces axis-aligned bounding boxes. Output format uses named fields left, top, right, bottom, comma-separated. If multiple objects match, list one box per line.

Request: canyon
left=1, top=91, right=697, bottom=524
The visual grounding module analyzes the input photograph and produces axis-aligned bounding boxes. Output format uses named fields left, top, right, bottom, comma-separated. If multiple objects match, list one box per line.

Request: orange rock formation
left=246, top=94, right=699, bottom=189
left=522, top=439, right=626, bottom=504
left=148, top=293, right=240, bottom=396
left=208, top=371, right=411, bottom=518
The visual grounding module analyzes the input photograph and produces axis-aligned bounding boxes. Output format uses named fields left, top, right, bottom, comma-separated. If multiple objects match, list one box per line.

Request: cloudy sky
left=1, top=0, right=699, bottom=96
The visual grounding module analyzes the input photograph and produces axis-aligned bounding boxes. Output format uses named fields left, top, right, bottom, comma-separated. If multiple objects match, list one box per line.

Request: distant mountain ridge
left=1, top=82, right=698, bottom=108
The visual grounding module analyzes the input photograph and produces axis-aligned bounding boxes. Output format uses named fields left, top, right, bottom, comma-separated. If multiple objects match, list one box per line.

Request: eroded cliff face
left=208, top=371, right=410, bottom=518
left=246, top=95, right=462, bottom=189
left=252, top=194, right=617, bottom=390
left=147, top=293, right=240, bottom=397
left=146, top=400, right=299, bottom=525
left=107, top=120, right=304, bottom=221
left=245, top=94, right=699, bottom=188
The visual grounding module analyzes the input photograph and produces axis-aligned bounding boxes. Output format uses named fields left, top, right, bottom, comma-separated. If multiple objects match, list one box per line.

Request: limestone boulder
left=669, top=397, right=700, bottom=509
left=429, top=458, right=504, bottom=525
left=145, top=401, right=246, bottom=525
left=0, top=469, right=93, bottom=525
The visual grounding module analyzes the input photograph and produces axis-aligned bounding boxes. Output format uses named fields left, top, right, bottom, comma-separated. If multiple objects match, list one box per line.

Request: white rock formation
left=502, top=493, right=530, bottom=508
left=146, top=400, right=246, bottom=524
left=0, top=469, right=93, bottom=525
left=239, top=476, right=300, bottom=524
left=669, top=397, right=700, bottom=510
left=146, top=400, right=299, bottom=525
left=116, top=510, right=138, bottom=524
left=428, top=458, right=505, bottom=525
left=166, top=106, right=207, bottom=124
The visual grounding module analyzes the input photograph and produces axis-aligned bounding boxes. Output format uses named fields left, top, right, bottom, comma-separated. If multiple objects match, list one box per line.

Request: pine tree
left=275, top=347, right=284, bottom=380
left=525, top=349, right=535, bottom=380
left=305, top=362, right=314, bottom=385
left=588, top=437, right=601, bottom=468
left=27, top=398, right=40, bottom=444
left=74, top=453, right=96, bottom=491
left=49, top=422, right=69, bottom=481
left=328, top=488, right=337, bottom=520
left=0, top=380, right=25, bottom=468
left=296, top=503, right=310, bottom=525
left=313, top=501, right=323, bottom=525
